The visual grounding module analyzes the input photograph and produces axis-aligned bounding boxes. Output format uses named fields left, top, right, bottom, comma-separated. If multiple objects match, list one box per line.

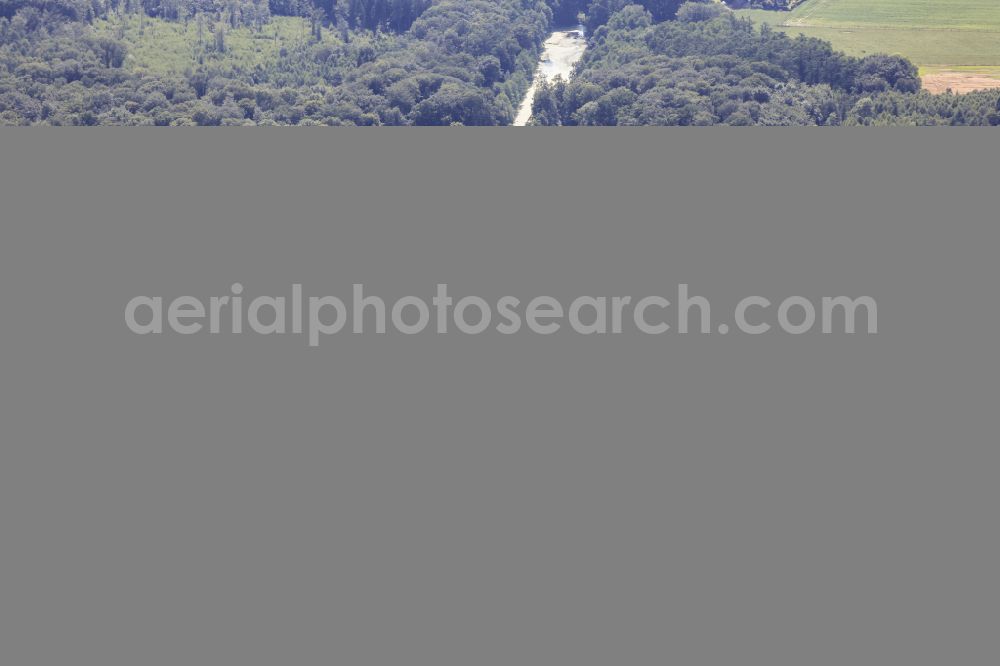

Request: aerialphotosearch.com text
left=125, top=284, right=878, bottom=346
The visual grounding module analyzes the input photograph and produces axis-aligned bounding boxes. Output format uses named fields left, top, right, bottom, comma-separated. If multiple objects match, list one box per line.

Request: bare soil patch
left=922, top=71, right=1000, bottom=94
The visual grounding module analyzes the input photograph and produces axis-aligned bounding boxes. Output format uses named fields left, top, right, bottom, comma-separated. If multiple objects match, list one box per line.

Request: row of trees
left=528, top=4, right=1000, bottom=125
left=723, top=0, right=804, bottom=10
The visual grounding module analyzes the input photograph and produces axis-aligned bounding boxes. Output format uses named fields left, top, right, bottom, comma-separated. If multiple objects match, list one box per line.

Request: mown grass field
left=736, top=0, right=1000, bottom=92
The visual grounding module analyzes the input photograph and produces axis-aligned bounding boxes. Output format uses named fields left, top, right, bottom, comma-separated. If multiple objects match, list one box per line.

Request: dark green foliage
left=0, top=0, right=552, bottom=124
left=341, top=0, right=431, bottom=33
left=529, top=75, right=561, bottom=124
left=1, top=0, right=90, bottom=20
left=675, top=1, right=726, bottom=23
left=2, top=0, right=1000, bottom=124
left=585, top=0, right=689, bottom=33
left=536, top=8, right=1000, bottom=125
left=725, top=0, right=803, bottom=9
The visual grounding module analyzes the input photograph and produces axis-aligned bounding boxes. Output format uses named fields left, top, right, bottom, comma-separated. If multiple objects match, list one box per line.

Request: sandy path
left=513, top=27, right=587, bottom=126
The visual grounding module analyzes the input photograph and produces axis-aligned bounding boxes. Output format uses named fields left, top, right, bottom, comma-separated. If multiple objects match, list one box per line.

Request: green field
left=736, top=0, right=1000, bottom=88
left=93, top=15, right=330, bottom=76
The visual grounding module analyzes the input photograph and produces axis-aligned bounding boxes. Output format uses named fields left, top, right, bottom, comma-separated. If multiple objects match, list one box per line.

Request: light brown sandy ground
left=514, top=28, right=587, bottom=126
left=922, top=72, right=1000, bottom=94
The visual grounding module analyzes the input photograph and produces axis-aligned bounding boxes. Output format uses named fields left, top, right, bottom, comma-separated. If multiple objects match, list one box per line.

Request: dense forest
left=2, top=0, right=999, bottom=124
left=530, top=3, right=1000, bottom=125
left=0, top=0, right=559, bottom=124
